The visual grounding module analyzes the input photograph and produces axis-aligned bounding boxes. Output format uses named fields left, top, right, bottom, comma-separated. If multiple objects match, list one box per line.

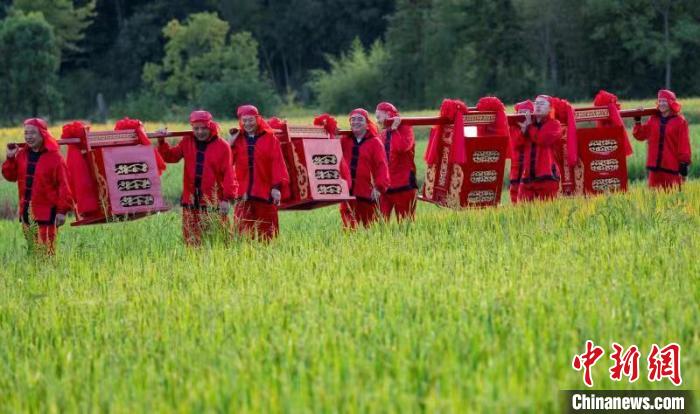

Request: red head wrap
left=23, top=118, right=58, bottom=151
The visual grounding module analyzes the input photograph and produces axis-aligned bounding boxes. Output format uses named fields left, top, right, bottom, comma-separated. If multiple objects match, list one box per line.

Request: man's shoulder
left=367, top=136, right=385, bottom=148
left=397, top=123, right=413, bottom=135
left=42, top=150, right=64, bottom=161
left=543, top=117, right=562, bottom=130
left=210, top=136, right=231, bottom=148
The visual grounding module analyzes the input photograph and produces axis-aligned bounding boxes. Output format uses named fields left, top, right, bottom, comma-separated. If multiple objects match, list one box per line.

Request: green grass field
left=0, top=100, right=698, bottom=412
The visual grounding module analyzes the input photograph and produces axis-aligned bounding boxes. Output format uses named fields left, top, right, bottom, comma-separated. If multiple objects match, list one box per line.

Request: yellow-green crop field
left=0, top=100, right=698, bottom=412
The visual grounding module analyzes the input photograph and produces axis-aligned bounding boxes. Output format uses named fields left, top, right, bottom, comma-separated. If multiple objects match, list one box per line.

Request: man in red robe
left=2, top=118, right=73, bottom=255
left=633, top=89, right=691, bottom=190
left=508, top=100, right=534, bottom=204
left=375, top=102, right=417, bottom=222
left=158, top=110, right=238, bottom=246
left=339, top=108, right=390, bottom=229
left=516, top=95, right=562, bottom=202
left=230, top=105, right=289, bottom=241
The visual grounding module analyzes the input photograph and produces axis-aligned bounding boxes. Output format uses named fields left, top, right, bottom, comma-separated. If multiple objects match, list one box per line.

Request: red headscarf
left=476, top=96, right=508, bottom=137
left=114, top=117, right=166, bottom=174
left=424, top=99, right=468, bottom=164
left=376, top=102, right=399, bottom=118
left=189, top=110, right=219, bottom=137
left=593, top=90, right=632, bottom=156
left=349, top=108, right=378, bottom=138
left=236, top=104, right=274, bottom=135
left=539, top=95, right=578, bottom=165
left=514, top=100, right=534, bottom=113
left=23, top=118, right=59, bottom=152
left=657, top=89, right=681, bottom=113
left=313, top=114, right=339, bottom=137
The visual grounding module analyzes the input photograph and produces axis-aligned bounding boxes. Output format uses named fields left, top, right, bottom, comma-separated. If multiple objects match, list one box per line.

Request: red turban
left=236, top=104, right=273, bottom=135
left=376, top=102, right=399, bottom=118
left=657, top=89, right=681, bottom=113
left=23, top=118, right=58, bottom=152
left=349, top=108, right=378, bottom=138
left=189, top=110, right=219, bottom=137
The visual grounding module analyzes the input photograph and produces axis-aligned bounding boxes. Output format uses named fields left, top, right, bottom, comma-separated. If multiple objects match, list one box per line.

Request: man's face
left=350, top=115, right=367, bottom=136
left=517, top=108, right=532, bottom=115
left=375, top=110, right=388, bottom=124
left=534, top=98, right=550, bottom=116
left=24, top=125, right=43, bottom=150
left=658, top=98, right=670, bottom=113
left=192, top=122, right=211, bottom=141
left=242, top=116, right=258, bottom=135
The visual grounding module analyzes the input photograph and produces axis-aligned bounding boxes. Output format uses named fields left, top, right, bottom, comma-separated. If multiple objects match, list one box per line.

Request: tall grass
left=0, top=182, right=697, bottom=412
left=0, top=101, right=698, bottom=412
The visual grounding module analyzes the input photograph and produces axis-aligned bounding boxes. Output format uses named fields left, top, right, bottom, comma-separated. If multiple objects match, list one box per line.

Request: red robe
left=159, top=134, right=238, bottom=246
left=379, top=123, right=417, bottom=192
left=378, top=123, right=417, bottom=220
left=2, top=147, right=73, bottom=223
left=517, top=118, right=562, bottom=201
left=231, top=131, right=289, bottom=240
left=633, top=115, right=691, bottom=179
left=339, top=132, right=390, bottom=228
left=2, top=146, right=73, bottom=253
left=341, top=133, right=390, bottom=200
left=159, top=135, right=238, bottom=207
left=633, top=114, right=691, bottom=190
left=231, top=131, right=289, bottom=201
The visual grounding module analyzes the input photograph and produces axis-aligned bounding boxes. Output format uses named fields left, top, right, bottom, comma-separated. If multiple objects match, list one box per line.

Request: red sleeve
left=632, top=118, right=652, bottom=141
left=391, top=124, right=415, bottom=153
left=372, top=140, right=390, bottom=193
left=269, top=135, right=290, bottom=188
left=231, top=139, right=242, bottom=169
left=55, top=157, right=74, bottom=214
left=2, top=155, right=18, bottom=182
left=157, top=139, right=184, bottom=163
left=219, top=142, right=238, bottom=201
left=677, top=118, right=692, bottom=164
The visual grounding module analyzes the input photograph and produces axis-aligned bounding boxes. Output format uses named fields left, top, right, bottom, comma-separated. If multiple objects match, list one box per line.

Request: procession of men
left=2, top=89, right=693, bottom=255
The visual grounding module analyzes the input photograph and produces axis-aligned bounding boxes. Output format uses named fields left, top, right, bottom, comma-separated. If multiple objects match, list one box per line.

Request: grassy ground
left=0, top=183, right=697, bottom=412
left=0, top=99, right=698, bottom=412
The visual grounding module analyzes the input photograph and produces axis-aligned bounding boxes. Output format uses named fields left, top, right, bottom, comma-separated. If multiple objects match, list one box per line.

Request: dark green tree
left=0, top=11, right=61, bottom=121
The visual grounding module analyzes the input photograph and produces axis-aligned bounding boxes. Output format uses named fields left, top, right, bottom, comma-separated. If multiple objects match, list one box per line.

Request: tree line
left=0, top=0, right=698, bottom=124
